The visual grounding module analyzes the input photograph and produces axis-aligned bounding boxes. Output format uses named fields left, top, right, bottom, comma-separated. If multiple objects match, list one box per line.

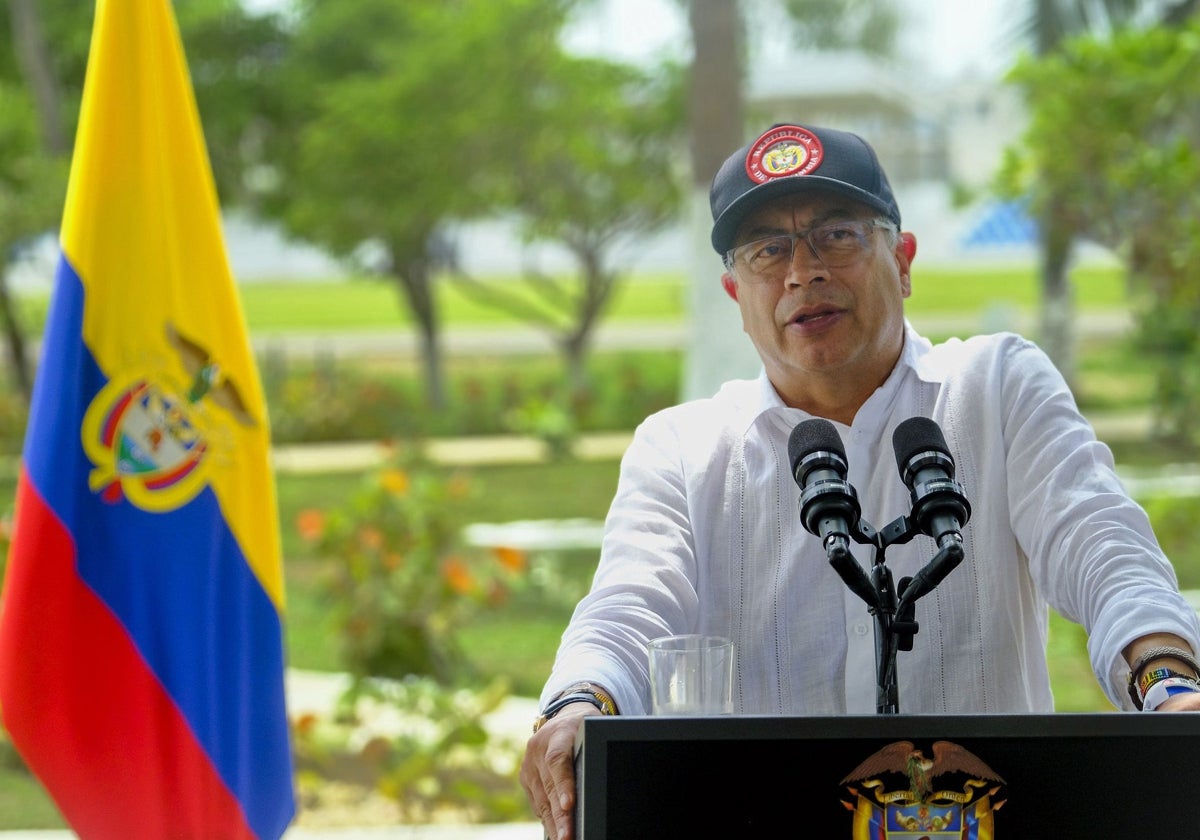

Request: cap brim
left=711, top=177, right=900, bottom=255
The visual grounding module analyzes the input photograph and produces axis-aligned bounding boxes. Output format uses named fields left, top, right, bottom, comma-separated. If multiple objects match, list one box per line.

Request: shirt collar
left=741, top=319, right=942, bottom=435
left=902, top=319, right=944, bottom=385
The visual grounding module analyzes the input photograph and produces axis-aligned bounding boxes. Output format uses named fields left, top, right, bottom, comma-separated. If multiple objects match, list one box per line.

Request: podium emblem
left=840, top=740, right=1006, bottom=838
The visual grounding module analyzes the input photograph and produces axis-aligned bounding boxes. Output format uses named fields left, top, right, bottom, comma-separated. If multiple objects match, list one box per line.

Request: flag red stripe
left=0, top=471, right=253, bottom=840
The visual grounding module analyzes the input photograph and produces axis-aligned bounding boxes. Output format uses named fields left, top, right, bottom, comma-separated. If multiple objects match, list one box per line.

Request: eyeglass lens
left=729, top=220, right=885, bottom=281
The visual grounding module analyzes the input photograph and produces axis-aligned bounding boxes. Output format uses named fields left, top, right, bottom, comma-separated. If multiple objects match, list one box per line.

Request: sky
left=241, top=0, right=1016, bottom=81
left=563, top=0, right=1015, bottom=82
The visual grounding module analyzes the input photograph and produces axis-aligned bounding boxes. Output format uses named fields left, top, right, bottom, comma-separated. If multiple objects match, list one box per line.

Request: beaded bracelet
left=1141, top=676, right=1200, bottom=712
left=1127, top=646, right=1200, bottom=709
left=1138, top=667, right=1191, bottom=701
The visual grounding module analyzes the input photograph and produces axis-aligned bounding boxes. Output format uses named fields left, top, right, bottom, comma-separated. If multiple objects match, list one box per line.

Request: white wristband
left=1140, top=676, right=1200, bottom=712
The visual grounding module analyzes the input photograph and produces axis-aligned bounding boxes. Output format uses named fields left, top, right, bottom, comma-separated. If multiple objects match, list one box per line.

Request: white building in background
left=3, top=211, right=347, bottom=294
left=742, top=50, right=1038, bottom=265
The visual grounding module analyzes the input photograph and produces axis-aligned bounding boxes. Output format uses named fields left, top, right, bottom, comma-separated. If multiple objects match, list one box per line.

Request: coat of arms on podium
left=840, top=740, right=1007, bottom=838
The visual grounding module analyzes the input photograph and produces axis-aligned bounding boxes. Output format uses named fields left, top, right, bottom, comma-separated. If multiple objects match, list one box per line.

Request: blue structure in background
left=960, top=199, right=1039, bottom=250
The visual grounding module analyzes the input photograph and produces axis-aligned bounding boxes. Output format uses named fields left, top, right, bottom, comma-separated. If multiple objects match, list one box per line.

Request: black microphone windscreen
left=892, top=416, right=950, bottom=473
left=788, top=418, right=845, bottom=476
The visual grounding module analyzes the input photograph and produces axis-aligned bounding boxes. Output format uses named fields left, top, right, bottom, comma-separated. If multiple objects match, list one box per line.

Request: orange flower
left=442, top=555, right=475, bottom=594
left=380, top=468, right=410, bottom=496
left=292, top=712, right=319, bottom=736
left=295, top=509, right=325, bottom=542
left=358, top=526, right=384, bottom=550
left=493, top=545, right=527, bottom=573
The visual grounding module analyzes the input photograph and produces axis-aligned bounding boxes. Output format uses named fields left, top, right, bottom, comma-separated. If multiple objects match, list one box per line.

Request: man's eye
left=752, top=238, right=789, bottom=260
left=818, top=224, right=857, bottom=244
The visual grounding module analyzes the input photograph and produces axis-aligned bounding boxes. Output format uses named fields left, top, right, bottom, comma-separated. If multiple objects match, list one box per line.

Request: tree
left=262, top=0, right=581, bottom=411
left=175, top=0, right=293, bottom=209
left=0, top=83, right=65, bottom=399
left=0, top=0, right=291, bottom=400
left=449, top=54, right=685, bottom=400
left=681, top=0, right=754, bottom=401
left=1, top=0, right=71, bottom=399
left=999, top=18, right=1200, bottom=445
left=1001, top=0, right=1199, bottom=386
left=6, top=0, right=66, bottom=154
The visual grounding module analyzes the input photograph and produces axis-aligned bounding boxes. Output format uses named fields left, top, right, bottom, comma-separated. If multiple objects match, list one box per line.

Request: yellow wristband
left=556, top=682, right=617, bottom=717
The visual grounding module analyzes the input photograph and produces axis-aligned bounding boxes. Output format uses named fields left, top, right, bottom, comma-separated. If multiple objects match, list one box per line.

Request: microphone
left=891, top=417, right=971, bottom=550
left=789, top=418, right=876, bottom=607
left=789, top=418, right=859, bottom=549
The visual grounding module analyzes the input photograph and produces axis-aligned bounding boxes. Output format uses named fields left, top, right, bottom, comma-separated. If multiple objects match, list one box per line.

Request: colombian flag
left=0, top=1, right=295, bottom=838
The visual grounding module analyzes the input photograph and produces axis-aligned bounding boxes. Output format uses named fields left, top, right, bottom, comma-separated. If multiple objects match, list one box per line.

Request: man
left=519, top=122, right=1200, bottom=840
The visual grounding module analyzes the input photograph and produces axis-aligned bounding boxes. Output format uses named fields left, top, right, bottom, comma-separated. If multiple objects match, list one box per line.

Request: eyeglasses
left=723, top=219, right=896, bottom=283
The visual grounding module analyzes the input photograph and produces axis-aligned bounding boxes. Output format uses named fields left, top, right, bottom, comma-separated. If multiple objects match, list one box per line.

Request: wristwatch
left=532, top=682, right=618, bottom=732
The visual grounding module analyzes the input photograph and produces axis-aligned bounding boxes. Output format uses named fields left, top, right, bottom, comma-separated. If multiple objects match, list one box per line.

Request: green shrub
left=263, top=350, right=680, bottom=445
left=291, top=675, right=526, bottom=824
left=297, top=448, right=528, bottom=685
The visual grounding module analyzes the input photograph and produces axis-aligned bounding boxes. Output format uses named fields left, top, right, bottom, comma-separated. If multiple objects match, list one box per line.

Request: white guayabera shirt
left=543, top=321, right=1200, bottom=716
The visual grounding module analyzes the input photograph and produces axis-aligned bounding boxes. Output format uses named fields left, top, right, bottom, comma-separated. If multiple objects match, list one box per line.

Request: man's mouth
left=792, top=307, right=837, bottom=325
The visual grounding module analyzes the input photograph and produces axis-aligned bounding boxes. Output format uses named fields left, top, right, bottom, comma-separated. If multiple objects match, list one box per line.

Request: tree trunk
left=7, top=0, right=66, bottom=154
left=1037, top=205, right=1075, bottom=388
left=5, top=0, right=64, bottom=403
left=563, top=330, right=589, bottom=399
left=391, top=255, right=444, bottom=411
left=686, top=0, right=743, bottom=185
left=681, top=0, right=759, bottom=402
left=0, top=276, right=32, bottom=401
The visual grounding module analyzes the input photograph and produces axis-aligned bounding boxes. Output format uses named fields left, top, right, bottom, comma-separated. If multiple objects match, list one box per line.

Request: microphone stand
left=830, top=515, right=964, bottom=715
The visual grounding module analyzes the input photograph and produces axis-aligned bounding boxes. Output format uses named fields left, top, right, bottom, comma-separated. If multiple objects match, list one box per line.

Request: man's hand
left=520, top=702, right=599, bottom=840
left=1155, top=691, right=1200, bottom=711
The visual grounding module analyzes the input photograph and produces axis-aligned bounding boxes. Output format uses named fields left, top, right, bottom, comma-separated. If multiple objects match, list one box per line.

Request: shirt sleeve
left=994, top=335, right=1200, bottom=709
left=539, top=411, right=701, bottom=717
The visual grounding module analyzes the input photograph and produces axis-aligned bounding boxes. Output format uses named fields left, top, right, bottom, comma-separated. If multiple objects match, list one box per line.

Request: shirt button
left=853, top=623, right=869, bottom=636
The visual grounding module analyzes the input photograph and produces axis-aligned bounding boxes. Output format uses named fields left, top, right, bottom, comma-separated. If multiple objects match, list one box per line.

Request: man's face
left=723, top=190, right=913, bottom=407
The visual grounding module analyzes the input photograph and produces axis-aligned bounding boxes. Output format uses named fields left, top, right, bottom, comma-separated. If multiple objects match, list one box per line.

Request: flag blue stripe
left=28, top=255, right=294, bottom=839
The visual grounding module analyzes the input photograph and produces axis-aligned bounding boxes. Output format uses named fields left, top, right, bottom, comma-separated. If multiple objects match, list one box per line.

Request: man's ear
left=721, top=273, right=738, bottom=302
left=898, top=232, right=917, bottom=297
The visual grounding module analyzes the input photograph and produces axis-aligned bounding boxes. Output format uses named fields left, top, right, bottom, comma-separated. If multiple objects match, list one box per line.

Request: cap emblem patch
left=745, top=125, right=823, bottom=184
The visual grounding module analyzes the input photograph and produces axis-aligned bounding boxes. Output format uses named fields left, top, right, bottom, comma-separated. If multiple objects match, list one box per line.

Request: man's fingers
left=523, top=706, right=597, bottom=840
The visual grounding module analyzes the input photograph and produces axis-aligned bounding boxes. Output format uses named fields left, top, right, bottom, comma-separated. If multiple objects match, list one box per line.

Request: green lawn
left=4, top=260, right=1113, bottom=336
left=9, top=261, right=1127, bottom=337
left=230, top=262, right=1129, bottom=331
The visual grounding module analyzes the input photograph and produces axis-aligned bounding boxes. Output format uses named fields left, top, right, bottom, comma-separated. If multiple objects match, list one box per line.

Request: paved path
left=272, top=422, right=1200, bottom=501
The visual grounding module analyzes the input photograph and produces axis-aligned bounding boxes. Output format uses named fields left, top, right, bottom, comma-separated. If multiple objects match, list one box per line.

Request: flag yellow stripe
left=61, top=0, right=284, bottom=609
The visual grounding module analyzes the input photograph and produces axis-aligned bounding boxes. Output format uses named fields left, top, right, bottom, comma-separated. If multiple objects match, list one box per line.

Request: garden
left=1, top=264, right=1199, bottom=830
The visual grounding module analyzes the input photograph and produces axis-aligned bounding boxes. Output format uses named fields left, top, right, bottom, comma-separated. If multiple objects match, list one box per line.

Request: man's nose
left=784, top=235, right=826, bottom=284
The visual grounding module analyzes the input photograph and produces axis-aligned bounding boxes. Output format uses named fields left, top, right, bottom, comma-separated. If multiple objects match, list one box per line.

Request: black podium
left=574, top=713, right=1200, bottom=837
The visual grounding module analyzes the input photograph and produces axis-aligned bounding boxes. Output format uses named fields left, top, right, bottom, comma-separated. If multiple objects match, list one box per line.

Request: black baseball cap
left=709, top=123, right=901, bottom=256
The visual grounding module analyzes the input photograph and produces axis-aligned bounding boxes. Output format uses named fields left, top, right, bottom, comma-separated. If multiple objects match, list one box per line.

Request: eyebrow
left=736, top=208, right=857, bottom=245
